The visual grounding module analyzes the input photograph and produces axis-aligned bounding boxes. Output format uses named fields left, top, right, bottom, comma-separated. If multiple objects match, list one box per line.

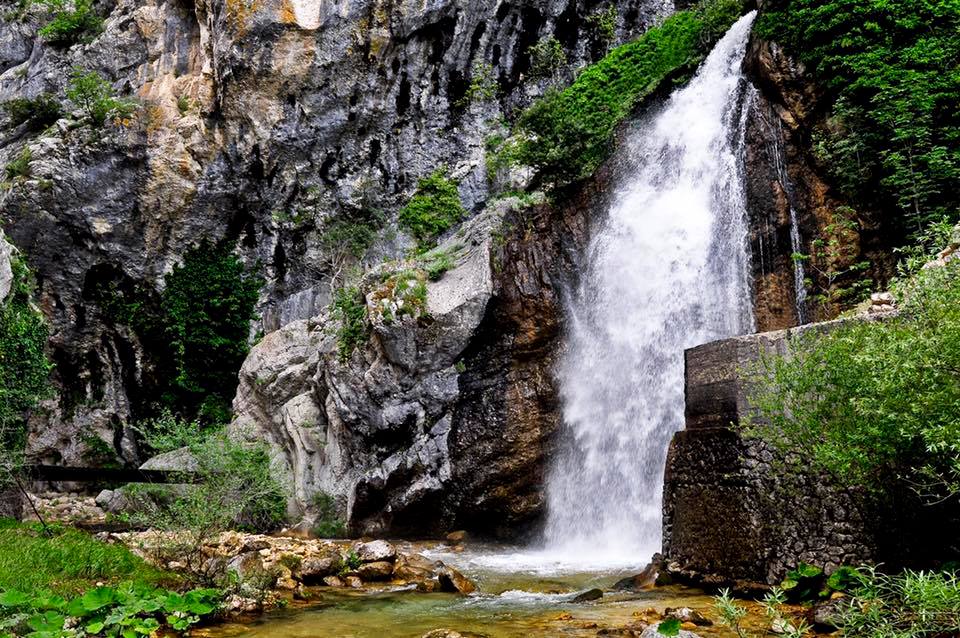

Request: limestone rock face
left=742, top=33, right=895, bottom=329
left=0, top=0, right=669, bottom=471
left=229, top=192, right=586, bottom=536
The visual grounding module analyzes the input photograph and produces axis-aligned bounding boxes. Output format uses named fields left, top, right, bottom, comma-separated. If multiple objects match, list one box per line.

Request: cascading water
left=543, top=11, right=758, bottom=567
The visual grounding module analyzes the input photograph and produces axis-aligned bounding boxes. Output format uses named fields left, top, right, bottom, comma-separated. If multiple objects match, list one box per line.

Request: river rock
left=665, top=608, right=712, bottom=627
left=445, top=531, right=468, bottom=544
left=355, top=540, right=396, bottom=563
left=300, top=553, right=342, bottom=581
left=322, top=576, right=344, bottom=588
left=612, top=559, right=661, bottom=591
left=572, top=588, right=603, bottom=603
left=226, top=552, right=268, bottom=583
left=437, top=566, right=477, bottom=595
left=358, top=561, right=395, bottom=581
left=345, top=575, right=363, bottom=589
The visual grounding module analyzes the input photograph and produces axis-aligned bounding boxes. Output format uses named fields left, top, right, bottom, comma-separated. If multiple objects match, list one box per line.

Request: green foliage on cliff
left=745, top=258, right=960, bottom=501
left=99, top=241, right=260, bottom=424
left=514, top=0, right=744, bottom=188
left=66, top=68, right=135, bottom=128
left=36, top=0, right=103, bottom=46
left=3, top=93, right=61, bottom=131
left=398, top=169, right=465, bottom=245
left=331, top=286, right=368, bottom=361
left=756, top=0, right=960, bottom=236
left=159, top=242, right=261, bottom=424
left=0, top=255, right=52, bottom=465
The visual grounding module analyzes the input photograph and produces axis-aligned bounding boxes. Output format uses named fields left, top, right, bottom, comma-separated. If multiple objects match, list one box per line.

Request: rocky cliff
left=0, top=0, right=668, bottom=472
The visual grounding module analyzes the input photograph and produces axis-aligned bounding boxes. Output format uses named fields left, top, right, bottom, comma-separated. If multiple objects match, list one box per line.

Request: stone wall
left=662, top=324, right=959, bottom=588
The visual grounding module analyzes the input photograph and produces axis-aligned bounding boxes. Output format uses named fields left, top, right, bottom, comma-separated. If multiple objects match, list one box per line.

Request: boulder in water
left=665, top=607, right=712, bottom=627
left=437, top=565, right=477, bottom=594
left=358, top=561, right=395, bottom=581
left=572, top=588, right=603, bottom=602
left=355, top=540, right=397, bottom=563
left=612, top=558, right=662, bottom=591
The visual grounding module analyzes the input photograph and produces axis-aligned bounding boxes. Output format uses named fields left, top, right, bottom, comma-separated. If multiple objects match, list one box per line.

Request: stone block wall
left=662, top=325, right=958, bottom=588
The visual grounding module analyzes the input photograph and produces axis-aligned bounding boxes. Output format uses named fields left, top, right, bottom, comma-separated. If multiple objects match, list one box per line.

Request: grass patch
left=0, top=519, right=173, bottom=596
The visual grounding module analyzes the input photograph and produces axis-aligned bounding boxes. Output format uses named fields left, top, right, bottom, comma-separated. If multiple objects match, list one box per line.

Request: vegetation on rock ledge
left=513, top=0, right=745, bottom=188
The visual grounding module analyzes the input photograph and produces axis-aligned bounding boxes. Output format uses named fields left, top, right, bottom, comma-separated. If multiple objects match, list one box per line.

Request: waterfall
left=543, top=11, right=758, bottom=566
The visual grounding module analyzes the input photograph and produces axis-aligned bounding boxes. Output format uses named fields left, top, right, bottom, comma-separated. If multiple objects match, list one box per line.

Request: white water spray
left=542, top=11, right=758, bottom=567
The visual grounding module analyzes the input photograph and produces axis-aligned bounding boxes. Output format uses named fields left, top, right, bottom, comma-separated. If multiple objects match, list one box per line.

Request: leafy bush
left=310, top=492, right=346, bottom=539
left=528, top=36, right=568, bottom=78
left=0, top=255, right=51, bottom=475
left=66, top=68, right=135, bottom=127
left=455, top=61, right=498, bottom=107
left=124, top=421, right=288, bottom=577
left=781, top=563, right=824, bottom=601
left=36, top=0, right=103, bottom=46
left=398, top=169, right=465, bottom=245
left=3, top=148, right=31, bottom=181
left=587, top=5, right=618, bottom=50
left=755, top=0, right=960, bottom=237
left=158, top=241, right=261, bottom=424
left=745, top=259, right=960, bottom=501
left=96, top=242, right=260, bottom=424
left=515, top=0, right=744, bottom=187
left=331, top=286, right=368, bottom=361
left=836, top=568, right=960, bottom=637
left=3, top=94, right=61, bottom=130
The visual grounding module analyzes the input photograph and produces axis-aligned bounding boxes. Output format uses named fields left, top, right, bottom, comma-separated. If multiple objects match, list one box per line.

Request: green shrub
left=66, top=68, right=136, bottom=127
left=425, top=251, right=454, bottom=281
left=755, top=0, right=960, bottom=237
left=331, top=286, right=368, bottom=361
left=37, top=0, right=103, bottom=45
left=3, top=94, right=61, bottom=130
left=311, top=492, right=346, bottom=538
left=455, top=61, right=498, bottom=107
left=125, top=423, right=288, bottom=576
left=515, top=0, right=743, bottom=188
left=587, top=4, right=617, bottom=47
left=398, top=169, right=465, bottom=245
left=587, top=5, right=618, bottom=49
left=835, top=568, right=960, bottom=637
left=745, top=258, right=960, bottom=500
left=528, top=36, right=568, bottom=78
left=4, top=148, right=31, bottom=180
left=0, top=254, right=52, bottom=474
left=157, top=242, right=261, bottom=423
left=320, top=210, right=384, bottom=261
left=94, top=241, right=260, bottom=424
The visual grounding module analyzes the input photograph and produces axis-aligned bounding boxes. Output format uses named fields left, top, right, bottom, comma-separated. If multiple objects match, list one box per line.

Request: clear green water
left=202, top=545, right=766, bottom=638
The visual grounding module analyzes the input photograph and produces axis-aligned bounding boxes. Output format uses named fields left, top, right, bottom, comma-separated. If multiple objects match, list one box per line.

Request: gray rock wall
left=0, top=0, right=671, bottom=468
